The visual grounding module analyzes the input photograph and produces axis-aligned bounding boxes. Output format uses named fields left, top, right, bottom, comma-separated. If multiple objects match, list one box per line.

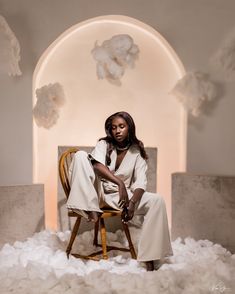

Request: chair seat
left=101, top=209, right=122, bottom=218
left=68, top=208, right=122, bottom=218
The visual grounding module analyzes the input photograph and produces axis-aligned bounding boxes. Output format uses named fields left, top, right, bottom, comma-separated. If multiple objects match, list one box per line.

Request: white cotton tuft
left=91, top=34, right=139, bottom=81
left=211, top=28, right=235, bottom=80
left=33, top=83, right=66, bottom=129
left=170, top=71, right=217, bottom=116
left=1, top=229, right=235, bottom=293
left=0, top=15, right=22, bottom=76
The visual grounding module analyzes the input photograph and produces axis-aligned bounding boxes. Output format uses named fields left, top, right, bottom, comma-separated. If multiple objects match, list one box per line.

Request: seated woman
left=67, top=111, right=173, bottom=271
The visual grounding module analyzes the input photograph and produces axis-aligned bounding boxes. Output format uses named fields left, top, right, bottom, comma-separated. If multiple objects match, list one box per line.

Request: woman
left=67, top=111, right=173, bottom=271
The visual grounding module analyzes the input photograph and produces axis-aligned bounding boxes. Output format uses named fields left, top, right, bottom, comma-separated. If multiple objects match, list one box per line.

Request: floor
left=0, top=228, right=234, bottom=294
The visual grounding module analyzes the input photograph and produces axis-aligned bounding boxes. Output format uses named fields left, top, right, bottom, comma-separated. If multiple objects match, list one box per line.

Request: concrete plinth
left=0, top=184, right=45, bottom=248
left=172, top=173, right=235, bottom=253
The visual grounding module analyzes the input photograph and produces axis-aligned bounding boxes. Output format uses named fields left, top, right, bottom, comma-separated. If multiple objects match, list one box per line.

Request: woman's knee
left=74, top=150, right=88, bottom=161
left=147, top=192, right=165, bottom=207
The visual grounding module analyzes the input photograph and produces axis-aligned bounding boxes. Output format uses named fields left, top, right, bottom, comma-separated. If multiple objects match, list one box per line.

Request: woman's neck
left=115, top=141, right=130, bottom=151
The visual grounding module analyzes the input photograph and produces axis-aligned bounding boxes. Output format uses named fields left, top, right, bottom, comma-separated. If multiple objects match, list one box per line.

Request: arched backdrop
left=33, top=15, right=186, bottom=230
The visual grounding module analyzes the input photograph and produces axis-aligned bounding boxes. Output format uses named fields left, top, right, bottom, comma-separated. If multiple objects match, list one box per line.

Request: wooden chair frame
left=59, top=147, right=137, bottom=260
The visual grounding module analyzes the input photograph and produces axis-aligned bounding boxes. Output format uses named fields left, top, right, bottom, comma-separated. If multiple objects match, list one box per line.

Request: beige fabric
left=89, top=140, right=148, bottom=193
left=66, top=141, right=173, bottom=261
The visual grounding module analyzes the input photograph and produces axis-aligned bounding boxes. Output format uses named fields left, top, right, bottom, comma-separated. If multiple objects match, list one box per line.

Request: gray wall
left=172, top=173, right=235, bottom=253
left=1, top=0, right=235, bottom=185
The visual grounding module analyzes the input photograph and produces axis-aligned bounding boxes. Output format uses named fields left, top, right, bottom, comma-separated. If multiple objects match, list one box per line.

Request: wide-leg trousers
left=67, top=151, right=173, bottom=261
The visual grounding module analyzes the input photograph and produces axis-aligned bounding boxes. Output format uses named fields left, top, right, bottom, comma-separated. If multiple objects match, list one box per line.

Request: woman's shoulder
left=130, top=144, right=147, bottom=162
left=95, top=139, right=108, bottom=149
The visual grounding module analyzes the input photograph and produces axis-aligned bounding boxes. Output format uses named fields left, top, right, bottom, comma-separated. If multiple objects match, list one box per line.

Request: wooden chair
left=58, top=147, right=137, bottom=260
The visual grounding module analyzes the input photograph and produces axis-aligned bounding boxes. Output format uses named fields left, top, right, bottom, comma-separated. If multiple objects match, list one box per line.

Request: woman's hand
left=118, top=182, right=129, bottom=208
left=121, top=199, right=135, bottom=222
left=127, top=200, right=135, bottom=220
left=122, top=188, right=144, bottom=223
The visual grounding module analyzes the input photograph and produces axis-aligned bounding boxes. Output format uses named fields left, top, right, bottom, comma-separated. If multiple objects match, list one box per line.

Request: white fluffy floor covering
left=0, top=228, right=234, bottom=294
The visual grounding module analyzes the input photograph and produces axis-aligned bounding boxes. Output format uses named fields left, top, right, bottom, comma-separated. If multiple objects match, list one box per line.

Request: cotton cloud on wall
left=0, top=15, right=22, bottom=76
left=91, top=34, right=139, bottom=82
left=211, top=28, right=235, bottom=81
left=170, top=72, right=217, bottom=117
left=33, top=83, right=66, bottom=129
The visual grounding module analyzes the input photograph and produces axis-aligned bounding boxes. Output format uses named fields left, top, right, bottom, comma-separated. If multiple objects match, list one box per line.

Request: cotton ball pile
left=1, top=229, right=235, bottom=293
left=0, top=15, right=22, bottom=76
left=170, top=71, right=217, bottom=116
left=33, top=83, right=66, bottom=129
left=211, top=28, right=235, bottom=80
left=91, top=34, right=139, bottom=81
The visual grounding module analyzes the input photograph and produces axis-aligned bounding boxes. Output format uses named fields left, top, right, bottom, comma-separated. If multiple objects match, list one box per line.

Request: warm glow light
left=33, top=15, right=186, bottom=231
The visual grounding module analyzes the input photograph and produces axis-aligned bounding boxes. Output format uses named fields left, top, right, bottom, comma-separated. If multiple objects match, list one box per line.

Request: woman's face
left=111, top=116, right=129, bottom=144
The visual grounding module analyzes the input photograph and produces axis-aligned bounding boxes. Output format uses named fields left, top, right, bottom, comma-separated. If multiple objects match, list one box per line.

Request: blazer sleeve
left=131, top=154, right=148, bottom=192
left=88, top=140, right=107, bottom=165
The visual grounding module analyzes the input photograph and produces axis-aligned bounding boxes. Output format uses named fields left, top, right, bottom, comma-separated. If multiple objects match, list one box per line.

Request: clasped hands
left=118, top=183, right=135, bottom=223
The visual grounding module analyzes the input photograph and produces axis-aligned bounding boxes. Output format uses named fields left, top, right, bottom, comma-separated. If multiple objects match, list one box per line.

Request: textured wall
left=0, top=184, right=44, bottom=247
left=172, top=173, right=235, bottom=253
left=1, top=0, right=235, bottom=185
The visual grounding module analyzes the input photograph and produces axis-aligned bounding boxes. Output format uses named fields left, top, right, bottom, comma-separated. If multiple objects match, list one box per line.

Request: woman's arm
left=92, top=161, right=129, bottom=207
left=123, top=154, right=147, bottom=222
left=130, top=188, right=145, bottom=204
left=122, top=188, right=145, bottom=222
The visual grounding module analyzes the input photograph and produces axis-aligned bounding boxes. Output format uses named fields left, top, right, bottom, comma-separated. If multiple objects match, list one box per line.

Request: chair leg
left=93, top=220, right=99, bottom=246
left=99, top=218, right=108, bottom=259
left=66, top=216, right=81, bottom=258
left=122, top=222, right=137, bottom=259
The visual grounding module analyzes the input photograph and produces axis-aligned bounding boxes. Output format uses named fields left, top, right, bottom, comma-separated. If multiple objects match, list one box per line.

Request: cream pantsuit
left=67, top=140, right=173, bottom=261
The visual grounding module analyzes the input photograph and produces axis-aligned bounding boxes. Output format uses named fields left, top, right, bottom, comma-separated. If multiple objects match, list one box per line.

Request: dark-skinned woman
left=67, top=111, right=173, bottom=271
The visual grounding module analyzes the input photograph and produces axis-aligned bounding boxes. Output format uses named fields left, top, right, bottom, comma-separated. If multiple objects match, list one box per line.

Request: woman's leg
left=134, top=192, right=173, bottom=265
left=104, top=191, right=173, bottom=269
left=66, top=151, right=103, bottom=221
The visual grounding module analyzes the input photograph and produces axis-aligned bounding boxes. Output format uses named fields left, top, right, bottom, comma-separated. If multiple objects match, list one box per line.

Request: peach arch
left=33, top=15, right=186, bottom=230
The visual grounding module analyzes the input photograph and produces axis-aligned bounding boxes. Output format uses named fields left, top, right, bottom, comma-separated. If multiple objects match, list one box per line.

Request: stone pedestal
left=58, top=146, right=157, bottom=232
left=0, top=184, right=45, bottom=248
left=172, top=173, right=235, bottom=253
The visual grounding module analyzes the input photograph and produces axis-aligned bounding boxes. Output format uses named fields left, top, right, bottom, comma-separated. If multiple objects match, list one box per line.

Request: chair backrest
left=58, top=147, right=80, bottom=199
